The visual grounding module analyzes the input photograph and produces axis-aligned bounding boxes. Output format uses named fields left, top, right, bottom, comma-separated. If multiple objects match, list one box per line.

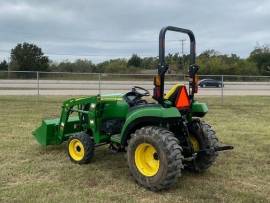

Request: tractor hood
left=100, top=93, right=125, bottom=102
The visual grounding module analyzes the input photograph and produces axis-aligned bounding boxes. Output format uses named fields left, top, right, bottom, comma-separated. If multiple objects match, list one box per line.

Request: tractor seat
left=164, top=84, right=184, bottom=104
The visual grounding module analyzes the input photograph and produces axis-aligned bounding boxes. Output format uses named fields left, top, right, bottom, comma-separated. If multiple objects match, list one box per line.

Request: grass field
left=0, top=96, right=270, bottom=203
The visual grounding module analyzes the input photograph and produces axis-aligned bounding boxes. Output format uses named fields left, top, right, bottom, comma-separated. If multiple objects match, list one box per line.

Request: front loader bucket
left=32, top=118, right=61, bottom=146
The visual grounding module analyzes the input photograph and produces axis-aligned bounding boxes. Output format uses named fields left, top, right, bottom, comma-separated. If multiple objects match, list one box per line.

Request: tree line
left=0, top=42, right=269, bottom=75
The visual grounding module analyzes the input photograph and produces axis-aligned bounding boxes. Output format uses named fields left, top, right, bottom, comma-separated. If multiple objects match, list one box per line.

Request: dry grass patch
left=0, top=96, right=269, bottom=202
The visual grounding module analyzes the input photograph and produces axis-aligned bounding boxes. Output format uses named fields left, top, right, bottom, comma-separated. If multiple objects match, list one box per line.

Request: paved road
left=0, top=79, right=270, bottom=96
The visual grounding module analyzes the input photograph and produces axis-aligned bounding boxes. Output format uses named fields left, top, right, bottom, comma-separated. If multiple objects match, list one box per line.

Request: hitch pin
left=214, top=145, right=234, bottom=152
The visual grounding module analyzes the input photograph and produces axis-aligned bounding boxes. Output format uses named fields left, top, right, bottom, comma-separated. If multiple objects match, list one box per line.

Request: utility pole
left=180, top=39, right=186, bottom=55
left=179, top=39, right=186, bottom=80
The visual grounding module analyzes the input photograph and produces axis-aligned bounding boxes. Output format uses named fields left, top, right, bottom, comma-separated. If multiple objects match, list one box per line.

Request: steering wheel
left=131, top=86, right=150, bottom=97
left=124, top=86, right=150, bottom=107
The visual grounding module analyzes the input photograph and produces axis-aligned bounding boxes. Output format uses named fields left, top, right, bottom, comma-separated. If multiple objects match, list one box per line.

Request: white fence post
left=37, top=71, right=39, bottom=96
left=98, top=73, right=101, bottom=95
left=221, top=75, right=224, bottom=104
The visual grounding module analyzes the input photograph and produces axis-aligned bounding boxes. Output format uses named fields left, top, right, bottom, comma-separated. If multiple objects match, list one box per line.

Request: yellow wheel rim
left=69, top=139, right=85, bottom=161
left=135, top=143, right=160, bottom=177
left=190, top=136, right=200, bottom=152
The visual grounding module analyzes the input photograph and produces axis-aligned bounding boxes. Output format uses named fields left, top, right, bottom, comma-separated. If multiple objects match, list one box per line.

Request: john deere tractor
left=33, top=26, right=233, bottom=191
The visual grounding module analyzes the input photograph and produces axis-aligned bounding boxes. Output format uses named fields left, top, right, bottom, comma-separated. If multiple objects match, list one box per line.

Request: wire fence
left=0, top=71, right=270, bottom=103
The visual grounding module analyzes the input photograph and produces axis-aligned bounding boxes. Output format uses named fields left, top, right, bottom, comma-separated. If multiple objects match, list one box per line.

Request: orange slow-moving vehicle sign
left=175, top=86, right=190, bottom=109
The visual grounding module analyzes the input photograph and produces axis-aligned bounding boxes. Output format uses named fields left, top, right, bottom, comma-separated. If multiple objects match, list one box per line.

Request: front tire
left=67, top=132, right=94, bottom=164
left=126, top=126, right=183, bottom=191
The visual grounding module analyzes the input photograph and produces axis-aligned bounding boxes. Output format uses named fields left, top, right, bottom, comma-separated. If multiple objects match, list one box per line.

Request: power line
left=0, top=38, right=185, bottom=57
left=0, top=49, right=10, bottom=53
left=46, top=52, right=155, bottom=57
left=0, top=49, right=156, bottom=57
left=0, top=29, right=182, bottom=43
left=173, top=39, right=187, bottom=55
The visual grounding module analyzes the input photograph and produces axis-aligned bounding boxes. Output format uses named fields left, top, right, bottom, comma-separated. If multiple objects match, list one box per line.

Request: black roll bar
left=154, top=26, right=198, bottom=105
left=159, top=26, right=196, bottom=66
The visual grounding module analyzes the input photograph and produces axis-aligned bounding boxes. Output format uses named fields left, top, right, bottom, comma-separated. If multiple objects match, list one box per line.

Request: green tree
left=0, top=60, right=8, bottom=71
left=249, top=45, right=270, bottom=75
left=9, top=42, right=49, bottom=71
left=50, top=59, right=95, bottom=72
left=128, top=54, right=142, bottom=67
left=141, top=56, right=158, bottom=69
left=165, top=53, right=183, bottom=73
left=99, top=59, right=135, bottom=73
left=197, top=50, right=259, bottom=75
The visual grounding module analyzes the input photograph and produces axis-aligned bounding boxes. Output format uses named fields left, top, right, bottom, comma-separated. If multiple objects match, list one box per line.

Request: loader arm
left=57, top=96, right=99, bottom=142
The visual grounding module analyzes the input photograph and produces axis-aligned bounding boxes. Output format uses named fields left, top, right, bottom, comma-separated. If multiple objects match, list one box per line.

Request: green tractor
left=33, top=26, right=233, bottom=191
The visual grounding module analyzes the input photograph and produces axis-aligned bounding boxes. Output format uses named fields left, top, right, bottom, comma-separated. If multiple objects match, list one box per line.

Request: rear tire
left=126, top=126, right=183, bottom=191
left=67, top=132, right=94, bottom=164
left=187, top=120, right=219, bottom=172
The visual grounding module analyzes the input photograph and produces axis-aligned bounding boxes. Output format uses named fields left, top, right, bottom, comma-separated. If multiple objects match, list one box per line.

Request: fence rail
left=0, top=71, right=270, bottom=103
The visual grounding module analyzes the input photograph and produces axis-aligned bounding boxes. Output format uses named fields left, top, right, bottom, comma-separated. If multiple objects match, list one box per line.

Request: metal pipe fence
left=0, top=71, right=270, bottom=103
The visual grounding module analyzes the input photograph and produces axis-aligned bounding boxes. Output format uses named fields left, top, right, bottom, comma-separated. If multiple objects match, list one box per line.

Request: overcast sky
left=0, top=0, right=269, bottom=63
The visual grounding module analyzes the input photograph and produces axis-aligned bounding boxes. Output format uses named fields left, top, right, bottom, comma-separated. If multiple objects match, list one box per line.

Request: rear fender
left=191, top=101, right=208, bottom=117
left=119, top=105, right=181, bottom=145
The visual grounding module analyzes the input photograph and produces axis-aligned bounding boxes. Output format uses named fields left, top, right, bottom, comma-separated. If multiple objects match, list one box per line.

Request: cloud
left=0, top=0, right=269, bottom=63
